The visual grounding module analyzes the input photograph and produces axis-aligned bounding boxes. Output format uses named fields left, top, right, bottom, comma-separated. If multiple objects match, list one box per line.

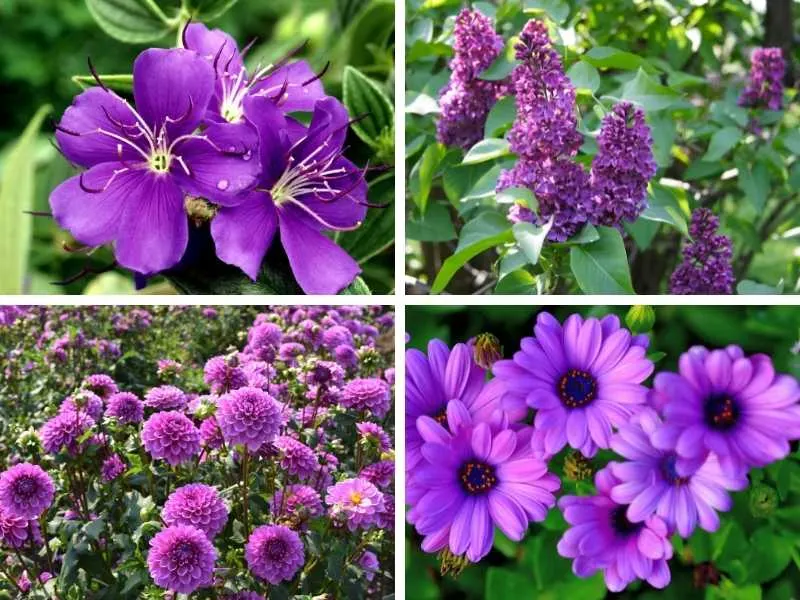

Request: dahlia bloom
left=326, top=477, right=386, bottom=531
left=216, top=386, right=282, bottom=451
left=738, top=47, right=785, bottom=111
left=81, top=373, right=118, bottom=399
left=147, top=525, right=217, bottom=594
left=59, top=391, right=104, bottom=421
left=493, top=312, right=653, bottom=457
left=669, top=208, right=734, bottom=295
left=40, top=411, right=96, bottom=455
left=0, top=463, right=55, bottom=519
left=322, top=325, right=353, bottom=351
left=0, top=507, right=33, bottom=548
left=359, top=550, right=380, bottom=581
left=141, top=411, right=201, bottom=466
left=272, top=484, right=323, bottom=524
left=105, top=392, right=144, bottom=424
left=340, top=377, right=391, bottom=418
left=101, top=454, right=127, bottom=482
left=558, top=468, right=673, bottom=592
left=356, top=421, right=392, bottom=453
left=360, top=459, right=395, bottom=489
left=204, top=356, right=248, bottom=394
left=199, top=416, right=224, bottom=449
left=144, top=385, right=188, bottom=411
left=245, top=524, right=305, bottom=585
left=162, top=484, right=228, bottom=539
left=651, top=345, right=800, bottom=478
left=274, top=436, right=318, bottom=478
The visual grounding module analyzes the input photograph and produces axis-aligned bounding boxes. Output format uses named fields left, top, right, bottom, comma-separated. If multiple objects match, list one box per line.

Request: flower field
left=0, top=305, right=395, bottom=598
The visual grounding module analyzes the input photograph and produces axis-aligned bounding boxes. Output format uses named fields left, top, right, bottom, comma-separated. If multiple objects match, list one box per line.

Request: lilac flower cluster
left=406, top=310, right=800, bottom=591
left=50, top=24, right=372, bottom=293
left=669, top=208, right=735, bottom=294
left=436, top=9, right=510, bottom=149
left=738, top=47, right=785, bottom=111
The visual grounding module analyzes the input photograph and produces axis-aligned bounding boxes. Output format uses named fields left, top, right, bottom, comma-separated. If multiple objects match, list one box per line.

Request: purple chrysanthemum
left=408, top=412, right=558, bottom=562
left=101, top=454, right=127, bottom=482
left=274, top=436, right=318, bottom=478
left=144, top=385, right=188, bottom=411
left=162, top=484, right=228, bottom=539
left=322, top=325, right=353, bottom=351
left=82, top=374, right=118, bottom=399
left=608, top=410, right=747, bottom=537
left=272, top=484, right=323, bottom=525
left=738, top=47, right=785, bottom=111
left=0, top=507, right=33, bottom=548
left=40, top=411, right=96, bottom=455
left=204, top=356, right=248, bottom=394
left=216, top=387, right=281, bottom=451
left=493, top=312, right=653, bottom=458
left=147, top=525, right=217, bottom=594
left=589, top=102, right=657, bottom=227
left=669, top=208, right=734, bottom=295
left=326, top=477, right=386, bottom=531
left=558, top=467, right=672, bottom=592
left=651, top=345, right=800, bottom=478
left=0, top=464, right=55, bottom=519
left=340, top=378, right=391, bottom=418
left=105, top=392, right=144, bottom=424
left=141, top=411, right=201, bottom=466
left=306, top=360, right=345, bottom=387
left=245, top=524, right=305, bottom=585
left=334, top=344, right=358, bottom=368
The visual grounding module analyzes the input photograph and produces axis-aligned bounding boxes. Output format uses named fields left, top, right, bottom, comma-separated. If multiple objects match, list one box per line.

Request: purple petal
left=675, top=425, right=706, bottom=458
left=242, top=95, right=290, bottom=185
left=471, top=423, right=492, bottom=461
left=211, top=192, right=278, bottom=280
left=291, top=97, right=350, bottom=163
left=647, top=559, right=671, bottom=589
left=627, top=483, right=664, bottom=522
left=278, top=209, right=360, bottom=294
left=293, top=156, right=368, bottom=230
left=183, top=23, right=243, bottom=77
left=566, top=410, right=588, bottom=449
left=445, top=399, right=473, bottom=434
left=674, top=487, right=697, bottom=537
left=488, top=429, right=517, bottom=464
left=252, top=61, right=327, bottom=112
left=496, top=458, right=546, bottom=482
left=444, top=344, right=473, bottom=400
left=575, top=318, right=602, bottom=368
left=467, top=498, right=493, bottom=562
left=487, top=491, right=527, bottom=540
left=449, top=497, right=475, bottom=555
left=705, top=350, right=732, bottom=392
left=591, top=328, right=633, bottom=374
left=416, top=416, right=450, bottom=445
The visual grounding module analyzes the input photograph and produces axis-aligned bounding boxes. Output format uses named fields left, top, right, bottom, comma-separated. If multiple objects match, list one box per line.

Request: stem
left=241, top=448, right=250, bottom=537
left=0, top=563, right=24, bottom=594
left=142, top=0, right=174, bottom=25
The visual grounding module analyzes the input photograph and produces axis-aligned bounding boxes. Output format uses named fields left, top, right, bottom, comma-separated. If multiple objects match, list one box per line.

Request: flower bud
left=625, top=305, right=656, bottom=334
left=749, top=483, right=778, bottom=517
left=472, top=333, right=502, bottom=369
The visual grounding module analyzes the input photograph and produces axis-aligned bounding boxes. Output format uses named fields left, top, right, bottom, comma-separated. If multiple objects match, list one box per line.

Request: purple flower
left=225, top=593, right=264, bottom=600
left=141, top=411, right=201, bottom=466
left=162, top=484, right=228, bottom=539
left=101, top=454, right=127, bottom=482
left=60, top=390, right=104, bottom=421
left=408, top=414, right=558, bottom=562
left=216, top=387, right=281, bottom=450
left=144, top=385, right=188, bottom=411
left=245, top=524, right=305, bottom=584
left=589, top=102, right=657, bottom=227
left=651, top=345, right=800, bottom=478
left=105, top=392, right=144, bottom=424
left=360, top=459, right=394, bottom=489
left=0, top=464, right=55, bottom=519
left=670, top=208, right=734, bottom=294
left=81, top=374, right=118, bottom=399
left=199, top=416, right=224, bottom=449
left=51, top=48, right=259, bottom=275
left=0, top=507, right=34, bottom=549
left=492, top=312, right=653, bottom=458
left=204, top=356, right=248, bottom=394
left=738, top=47, right=785, bottom=111
left=558, top=467, right=672, bottom=592
left=322, top=325, right=353, bottom=351
left=274, top=436, right=318, bottom=478
left=306, top=360, right=345, bottom=387
left=210, top=96, right=367, bottom=294
left=359, top=550, right=379, bottom=581
left=608, top=410, right=747, bottom=537
left=340, top=378, right=391, bottom=418
left=334, top=344, right=359, bottom=368
left=40, top=411, right=96, bottom=455
left=326, top=477, right=386, bottom=531
left=272, top=484, right=323, bottom=525
left=147, top=525, right=217, bottom=594
left=356, top=422, right=392, bottom=452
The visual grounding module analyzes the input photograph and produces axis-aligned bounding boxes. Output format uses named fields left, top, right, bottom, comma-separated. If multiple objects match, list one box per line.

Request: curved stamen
left=53, top=121, right=81, bottom=136
left=212, top=42, right=228, bottom=73
left=100, top=106, right=141, bottom=133
left=167, top=133, right=248, bottom=157
left=79, top=167, right=129, bottom=194
left=302, top=62, right=330, bottom=87
left=87, top=57, right=109, bottom=92
left=240, top=37, right=258, bottom=59
left=52, top=261, right=117, bottom=286
left=270, top=77, right=290, bottom=104
left=180, top=17, right=193, bottom=49
left=165, top=97, right=194, bottom=125
left=24, top=210, right=53, bottom=217
left=94, top=128, right=152, bottom=162
left=282, top=197, right=361, bottom=231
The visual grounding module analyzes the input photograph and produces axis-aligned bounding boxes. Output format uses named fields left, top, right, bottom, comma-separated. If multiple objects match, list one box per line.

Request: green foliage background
left=406, top=305, right=800, bottom=599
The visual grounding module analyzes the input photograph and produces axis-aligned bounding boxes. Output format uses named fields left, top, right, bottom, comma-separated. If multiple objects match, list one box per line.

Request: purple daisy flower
left=39, top=411, right=96, bottom=455
left=51, top=48, right=259, bottom=275
left=493, top=312, right=653, bottom=458
left=608, top=410, right=747, bottom=537
left=0, top=507, right=33, bottom=549
left=326, top=477, right=386, bottom=531
left=210, top=96, right=367, bottom=294
left=0, top=464, right=55, bottom=519
left=81, top=374, right=118, bottom=399
left=141, top=411, right=201, bottom=466
left=162, top=483, right=228, bottom=539
left=147, top=524, right=217, bottom=594
left=101, top=454, right=127, bottom=482
left=651, top=345, right=800, bottom=478
left=144, top=385, right=188, bottom=411
left=408, top=412, right=558, bottom=562
left=105, top=392, right=144, bottom=424
left=558, top=467, right=673, bottom=592
left=216, top=387, right=281, bottom=451
left=245, top=524, right=305, bottom=585
left=340, top=378, right=391, bottom=418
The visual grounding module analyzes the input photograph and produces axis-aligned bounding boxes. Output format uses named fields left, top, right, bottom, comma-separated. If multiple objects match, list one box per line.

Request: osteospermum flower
left=651, top=345, right=800, bottom=477
left=245, top=524, right=305, bottom=584
left=558, top=468, right=672, bottom=592
left=147, top=525, right=217, bottom=594
left=326, top=477, right=386, bottom=531
left=408, top=413, right=559, bottom=562
left=39, top=411, right=96, bottom=455
left=105, top=392, right=144, bottom=424
left=340, top=378, right=391, bottom=418
left=162, top=484, right=228, bottom=539
left=0, top=464, right=55, bottom=519
left=0, top=507, right=34, bottom=548
left=51, top=48, right=259, bottom=275
left=493, top=312, right=653, bottom=458
left=101, top=454, right=127, bottom=482
left=608, top=410, right=747, bottom=537
left=216, top=387, right=281, bottom=451
left=144, top=385, right=188, bottom=411
left=141, top=411, right=201, bottom=466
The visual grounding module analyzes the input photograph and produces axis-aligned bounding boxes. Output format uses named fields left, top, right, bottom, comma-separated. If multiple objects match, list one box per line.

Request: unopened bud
left=563, top=450, right=594, bottom=481
left=184, top=196, right=218, bottom=226
left=472, top=333, right=502, bottom=370
left=625, top=305, right=656, bottom=334
left=749, top=483, right=778, bottom=517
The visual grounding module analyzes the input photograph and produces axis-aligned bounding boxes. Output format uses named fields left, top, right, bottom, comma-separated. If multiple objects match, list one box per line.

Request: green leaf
left=85, top=0, right=174, bottom=43
left=406, top=203, right=457, bottom=242
left=0, top=104, right=51, bottom=294
left=485, top=96, right=517, bottom=138
left=495, top=269, right=540, bottom=294
left=779, top=129, right=800, bottom=155
left=737, top=280, right=781, bottom=294
left=737, top=160, right=770, bottom=212
left=340, top=276, right=372, bottom=295
left=570, top=226, right=635, bottom=294
left=342, top=66, right=394, bottom=148
left=71, top=73, right=133, bottom=93
left=462, top=163, right=507, bottom=200
left=405, top=93, right=439, bottom=115
left=337, top=173, right=394, bottom=263
left=513, top=218, right=552, bottom=265
left=183, top=0, right=239, bottom=19
left=462, top=138, right=510, bottom=164
left=641, top=186, right=688, bottom=235
left=409, top=143, right=446, bottom=214
left=702, top=126, right=741, bottom=162
left=583, top=46, right=653, bottom=72
left=746, top=529, right=793, bottom=583
left=455, top=211, right=509, bottom=252
left=479, top=53, right=515, bottom=81
left=485, top=567, right=534, bottom=600
left=567, top=61, right=600, bottom=93
left=619, top=67, right=680, bottom=112
left=564, top=223, right=599, bottom=245
left=523, top=0, right=569, bottom=23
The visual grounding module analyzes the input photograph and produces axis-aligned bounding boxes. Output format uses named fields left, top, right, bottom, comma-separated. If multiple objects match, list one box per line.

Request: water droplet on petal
left=217, top=180, right=229, bottom=191
left=243, top=151, right=252, bottom=161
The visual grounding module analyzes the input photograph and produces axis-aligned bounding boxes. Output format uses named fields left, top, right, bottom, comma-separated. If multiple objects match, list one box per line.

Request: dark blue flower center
left=459, top=462, right=497, bottom=495
left=704, top=395, right=739, bottom=430
left=610, top=505, right=643, bottom=536
left=558, top=369, right=597, bottom=409
left=661, top=454, right=689, bottom=485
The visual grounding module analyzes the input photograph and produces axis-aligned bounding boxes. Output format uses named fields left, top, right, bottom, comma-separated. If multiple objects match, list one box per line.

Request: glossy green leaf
left=567, top=60, right=600, bottom=93
left=485, top=96, right=517, bottom=138
left=620, top=67, right=681, bottom=112
left=337, top=172, right=394, bottom=263
left=462, top=138, right=510, bottom=164
left=737, top=160, right=771, bottom=212
left=485, top=567, right=534, bottom=600
left=342, top=66, right=394, bottom=148
left=71, top=73, right=133, bottom=93
left=513, top=218, right=551, bottom=265
left=523, top=0, right=569, bottom=23
left=570, top=226, right=635, bottom=294
left=85, top=0, right=174, bottom=43
left=409, top=143, right=446, bottom=214
left=641, top=186, right=688, bottom=235
left=495, top=269, right=540, bottom=294
left=583, top=46, right=653, bottom=72
left=703, top=126, right=741, bottom=162
left=184, top=0, right=239, bottom=19
left=406, top=203, right=457, bottom=242
left=737, top=280, right=781, bottom=294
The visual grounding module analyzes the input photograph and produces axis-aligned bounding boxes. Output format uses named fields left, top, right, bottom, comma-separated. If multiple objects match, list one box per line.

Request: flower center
left=661, top=454, right=689, bottom=485
left=431, top=407, right=448, bottom=426
left=266, top=539, right=286, bottom=561
left=704, top=395, right=739, bottom=430
left=459, top=461, right=497, bottom=495
left=610, top=505, right=643, bottom=537
left=558, top=369, right=597, bottom=409
left=14, top=477, right=36, bottom=496
left=148, top=149, right=171, bottom=173
left=172, top=541, right=196, bottom=564
left=349, top=491, right=363, bottom=505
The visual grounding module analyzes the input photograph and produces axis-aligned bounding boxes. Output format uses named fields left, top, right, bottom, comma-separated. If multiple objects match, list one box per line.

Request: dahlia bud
left=471, top=333, right=502, bottom=369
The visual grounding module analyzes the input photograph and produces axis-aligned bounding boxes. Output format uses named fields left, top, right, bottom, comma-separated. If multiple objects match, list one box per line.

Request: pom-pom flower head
left=39, top=411, right=96, bottom=455
left=0, top=507, right=33, bottom=549
left=0, top=463, right=55, bottom=519
left=101, top=454, right=127, bottom=482
left=340, top=377, right=391, bottom=418
left=141, top=411, right=201, bottom=466
left=105, top=392, right=144, bottom=424
left=144, top=385, right=188, bottom=411
left=162, top=484, right=228, bottom=539
left=245, top=524, right=305, bottom=584
left=146, top=524, right=217, bottom=594
left=216, top=386, right=281, bottom=451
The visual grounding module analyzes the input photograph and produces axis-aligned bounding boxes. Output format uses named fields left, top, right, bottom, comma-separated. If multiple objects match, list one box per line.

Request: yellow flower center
left=349, top=491, right=363, bottom=505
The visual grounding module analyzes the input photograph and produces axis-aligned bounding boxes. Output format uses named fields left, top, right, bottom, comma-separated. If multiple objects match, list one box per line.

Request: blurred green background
left=0, top=0, right=394, bottom=294
left=407, top=305, right=800, bottom=599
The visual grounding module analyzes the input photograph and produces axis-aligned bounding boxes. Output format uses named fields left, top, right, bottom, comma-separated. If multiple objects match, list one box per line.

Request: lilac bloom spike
left=738, top=47, right=785, bottom=111
left=50, top=49, right=260, bottom=275
left=211, top=96, right=367, bottom=294
left=670, top=208, right=734, bottom=294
